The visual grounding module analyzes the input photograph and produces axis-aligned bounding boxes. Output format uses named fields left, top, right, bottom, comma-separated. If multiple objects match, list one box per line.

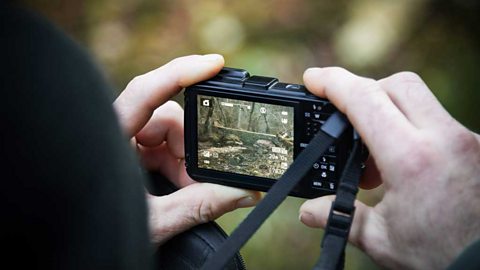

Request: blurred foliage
left=22, top=0, right=479, bottom=269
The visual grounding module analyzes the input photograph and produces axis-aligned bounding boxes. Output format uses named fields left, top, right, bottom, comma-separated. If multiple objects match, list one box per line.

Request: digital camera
left=184, top=68, right=358, bottom=198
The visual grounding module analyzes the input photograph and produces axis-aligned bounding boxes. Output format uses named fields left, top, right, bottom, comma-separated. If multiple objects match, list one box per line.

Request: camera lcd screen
left=197, top=95, right=294, bottom=179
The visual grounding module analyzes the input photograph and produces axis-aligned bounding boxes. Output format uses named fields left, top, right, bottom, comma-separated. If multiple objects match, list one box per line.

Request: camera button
left=271, top=82, right=306, bottom=94
left=327, top=182, right=336, bottom=190
left=328, top=164, right=336, bottom=172
left=244, top=76, right=278, bottom=89
left=312, top=181, right=323, bottom=188
left=286, top=84, right=301, bottom=90
left=218, top=67, right=249, bottom=80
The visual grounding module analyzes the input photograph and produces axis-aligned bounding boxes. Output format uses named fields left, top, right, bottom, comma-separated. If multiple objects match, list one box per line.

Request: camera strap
left=201, top=112, right=359, bottom=270
left=313, top=134, right=362, bottom=270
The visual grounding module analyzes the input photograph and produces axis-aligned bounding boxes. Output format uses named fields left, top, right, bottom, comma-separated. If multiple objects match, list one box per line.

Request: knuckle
left=166, top=56, right=184, bottom=67
left=387, top=71, right=426, bottom=91
left=163, top=100, right=183, bottom=114
left=190, top=190, right=216, bottom=223
left=165, top=102, right=184, bottom=125
left=357, top=78, right=380, bottom=94
left=394, top=71, right=423, bottom=83
left=344, top=79, right=380, bottom=111
left=164, top=55, right=200, bottom=87
left=399, top=138, right=437, bottom=178
left=126, top=75, right=146, bottom=92
left=449, top=127, right=479, bottom=155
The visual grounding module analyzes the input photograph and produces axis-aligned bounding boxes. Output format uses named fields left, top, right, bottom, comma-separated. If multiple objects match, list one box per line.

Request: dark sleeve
left=0, top=3, right=152, bottom=270
left=447, top=239, right=480, bottom=270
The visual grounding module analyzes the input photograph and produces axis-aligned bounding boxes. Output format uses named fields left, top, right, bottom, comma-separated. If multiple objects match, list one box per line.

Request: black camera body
left=184, top=68, right=355, bottom=199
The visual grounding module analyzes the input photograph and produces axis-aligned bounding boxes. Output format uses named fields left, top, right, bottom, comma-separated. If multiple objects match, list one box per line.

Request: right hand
left=299, top=67, right=480, bottom=269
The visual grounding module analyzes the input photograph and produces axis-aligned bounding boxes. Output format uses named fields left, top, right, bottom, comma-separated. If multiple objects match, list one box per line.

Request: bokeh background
left=23, top=0, right=479, bottom=269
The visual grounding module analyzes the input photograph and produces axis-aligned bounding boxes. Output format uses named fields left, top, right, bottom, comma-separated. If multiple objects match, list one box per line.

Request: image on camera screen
left=197, top=95, right=294, bottom=179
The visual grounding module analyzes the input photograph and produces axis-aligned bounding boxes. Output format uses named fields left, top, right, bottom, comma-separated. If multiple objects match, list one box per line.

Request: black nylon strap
left=314, top=138, right=363, bottom=270
left=202, top=112, right=349, bottom=270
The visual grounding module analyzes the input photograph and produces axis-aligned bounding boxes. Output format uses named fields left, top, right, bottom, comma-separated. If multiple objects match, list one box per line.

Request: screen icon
left=260, top=107, right=267, bottom=114
left=202, top=99, right=211, bottom=107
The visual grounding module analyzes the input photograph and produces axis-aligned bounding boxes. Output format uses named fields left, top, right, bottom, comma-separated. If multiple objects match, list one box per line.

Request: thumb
left=148, top=183, right=261, bottom=245
left=115, top=54, right=224, bottom=137
left=299, top=195, right=378, bottom=250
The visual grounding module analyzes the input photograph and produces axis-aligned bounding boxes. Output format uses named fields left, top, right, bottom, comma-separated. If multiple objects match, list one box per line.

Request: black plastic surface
left=184, top=67, right=355, bottom=199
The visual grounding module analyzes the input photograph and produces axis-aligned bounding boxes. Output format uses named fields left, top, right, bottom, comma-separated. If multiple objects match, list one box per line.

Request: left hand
left=114, top=55, right=261, bottom=245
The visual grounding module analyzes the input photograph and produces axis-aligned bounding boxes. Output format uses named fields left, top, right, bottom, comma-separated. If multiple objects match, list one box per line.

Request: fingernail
left=202, top=54, right=223, bottom=62
left=299, top=211, right=315, bottom=224
left=304, top=67, right=321, bottom=75
left=236, top=196, right=257, bottom=208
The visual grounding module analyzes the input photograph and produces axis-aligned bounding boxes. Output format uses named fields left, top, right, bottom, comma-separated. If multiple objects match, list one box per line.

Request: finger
left=114, top=54, right=224, bottom=137
left=378, top=72, right=454, bottom=129
left=303, top=67, right=416, bottom=165
left=136, top=101, right=184, bottom=159
left=137, top=143, right=194, bottom=188
left=299, top=196, right=376, bottom=250
left=148, top=183, right=261, bottom=244
left=359, top=156, right=382, bottom=190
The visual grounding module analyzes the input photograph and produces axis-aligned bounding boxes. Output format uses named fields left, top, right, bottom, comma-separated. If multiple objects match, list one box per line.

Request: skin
left=113, top=54, right=480, bottom=268
left=300, top=67, right=480, bottom=269
left=114, top=54, right=261, bottom=245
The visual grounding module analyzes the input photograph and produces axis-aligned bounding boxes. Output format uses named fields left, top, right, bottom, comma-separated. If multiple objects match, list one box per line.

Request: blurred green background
left=23, top=0, right=479, bottom=269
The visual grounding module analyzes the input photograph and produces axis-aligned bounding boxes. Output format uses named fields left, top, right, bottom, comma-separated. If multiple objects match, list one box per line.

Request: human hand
left=299, top=68, right=480, bottom=269
left=114, top=55, right=261, bottom=245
